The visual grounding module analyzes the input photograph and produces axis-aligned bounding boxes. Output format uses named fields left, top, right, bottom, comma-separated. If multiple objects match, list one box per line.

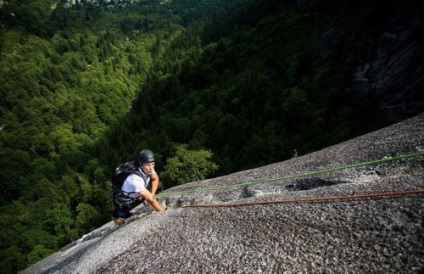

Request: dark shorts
left=112, top=206, right=132, bottom=219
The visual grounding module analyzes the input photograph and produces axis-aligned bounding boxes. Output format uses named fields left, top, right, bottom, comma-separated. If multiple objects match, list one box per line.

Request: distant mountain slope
left=120, top=0, right=424, bottom=175
left=1, top=0, right=423, bottom=272
left=22, top=113, right=424, bottom=273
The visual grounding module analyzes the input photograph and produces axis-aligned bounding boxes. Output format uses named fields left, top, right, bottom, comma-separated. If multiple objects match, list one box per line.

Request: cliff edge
left=22, top=113, right=424, bottom=273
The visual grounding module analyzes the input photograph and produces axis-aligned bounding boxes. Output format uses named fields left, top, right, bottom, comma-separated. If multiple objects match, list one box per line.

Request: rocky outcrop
left=315, top=0, right=424, bottom=126
left=22, top=113, right=424, bottom=273
left=350, top=0, right=423, bottom=125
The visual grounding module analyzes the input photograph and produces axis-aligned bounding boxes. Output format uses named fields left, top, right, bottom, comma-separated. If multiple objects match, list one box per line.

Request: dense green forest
left=0, top=0, right=421, bottom=272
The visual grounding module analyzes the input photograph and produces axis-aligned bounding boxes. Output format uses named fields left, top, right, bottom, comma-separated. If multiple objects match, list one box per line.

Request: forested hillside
left=0, top=0, right=422, bottom=272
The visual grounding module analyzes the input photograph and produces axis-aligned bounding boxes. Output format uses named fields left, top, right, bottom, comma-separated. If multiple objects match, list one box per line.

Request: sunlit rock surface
left=22, top=113, right=424, bottom=273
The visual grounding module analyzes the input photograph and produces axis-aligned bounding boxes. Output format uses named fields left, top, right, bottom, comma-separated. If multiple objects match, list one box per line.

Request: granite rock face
left=315, top=0, right=424, bottom=126
left=22, top=113, right=424, bottom=273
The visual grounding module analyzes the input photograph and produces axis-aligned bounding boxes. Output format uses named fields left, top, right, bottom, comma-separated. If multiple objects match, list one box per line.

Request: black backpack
left=110, top=161, right=145, bottom=207
left=111, top=161, right=142, bottom=190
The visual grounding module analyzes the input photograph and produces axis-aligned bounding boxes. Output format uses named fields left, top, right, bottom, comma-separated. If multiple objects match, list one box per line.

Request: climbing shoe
left=112, top=207, right=133, bottom=225
left=113, top=217, right=125, bottom=225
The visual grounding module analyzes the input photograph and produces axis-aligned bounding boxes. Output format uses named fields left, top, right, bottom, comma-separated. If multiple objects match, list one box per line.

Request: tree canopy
left=1, top=0, right=419, bottom=272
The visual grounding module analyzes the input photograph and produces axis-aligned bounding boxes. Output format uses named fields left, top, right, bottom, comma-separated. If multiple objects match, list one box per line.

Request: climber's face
left=141, top=162, right=155, bottom=175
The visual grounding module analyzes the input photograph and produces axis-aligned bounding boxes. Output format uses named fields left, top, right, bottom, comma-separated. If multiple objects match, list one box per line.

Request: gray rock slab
left=22, top=113, right=424, bottom=274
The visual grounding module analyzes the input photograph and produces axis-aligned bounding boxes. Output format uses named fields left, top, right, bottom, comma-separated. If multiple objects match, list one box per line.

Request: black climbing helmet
left=139, top=149, right=155, bottom=164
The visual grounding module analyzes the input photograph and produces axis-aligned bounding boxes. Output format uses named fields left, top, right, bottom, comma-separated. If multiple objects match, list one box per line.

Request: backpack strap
left=111, top=161, right=143, bottom=206
left=111, top=161, right=154, bottom=207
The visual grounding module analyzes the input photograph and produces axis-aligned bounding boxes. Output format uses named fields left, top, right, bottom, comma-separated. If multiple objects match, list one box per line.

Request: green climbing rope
left=157, top=151, right=424, bottom=197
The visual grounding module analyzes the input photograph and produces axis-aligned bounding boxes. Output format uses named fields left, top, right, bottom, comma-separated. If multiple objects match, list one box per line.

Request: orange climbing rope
left=182, top=189, right=424, bottom=208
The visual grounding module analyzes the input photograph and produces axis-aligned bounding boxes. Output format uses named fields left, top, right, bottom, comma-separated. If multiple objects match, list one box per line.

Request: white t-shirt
left=121, top=167, right=155, bottom=199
